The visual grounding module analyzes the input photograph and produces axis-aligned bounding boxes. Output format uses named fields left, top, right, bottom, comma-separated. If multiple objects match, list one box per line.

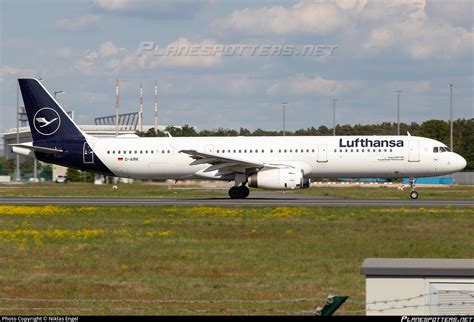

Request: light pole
left=139, top=83, right=143, bottom=132
left=449, top=84, right=453, bottom=151
left=15, top=82, right=20, bottom=181
left=282, top=102, right=287, bottom=136
left=115, top=79, right=119, bottom=136
left=331, top=99, right=337, bottom=136
left=395, top=90, right=402, bottom=136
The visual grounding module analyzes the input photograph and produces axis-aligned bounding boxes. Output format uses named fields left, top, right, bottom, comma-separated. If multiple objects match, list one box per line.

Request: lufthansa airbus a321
left=11, top=79, right=467, bottom=199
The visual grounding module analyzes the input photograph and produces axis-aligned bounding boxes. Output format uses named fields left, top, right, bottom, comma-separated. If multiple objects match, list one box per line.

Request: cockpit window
left=436, top=146, right=451, bottom=153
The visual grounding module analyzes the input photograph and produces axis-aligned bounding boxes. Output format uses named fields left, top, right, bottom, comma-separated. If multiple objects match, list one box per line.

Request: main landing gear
left=408, top=178, right=418, bottom=199
left=228, top=185, right=250, bottom=199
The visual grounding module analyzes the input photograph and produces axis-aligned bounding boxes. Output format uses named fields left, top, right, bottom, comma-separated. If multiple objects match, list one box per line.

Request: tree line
left=137, top=118, right=474, bottom=169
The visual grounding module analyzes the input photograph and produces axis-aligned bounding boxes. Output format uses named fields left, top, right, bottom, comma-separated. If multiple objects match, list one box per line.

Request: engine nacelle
left=248, top=168, right=310, bottom=190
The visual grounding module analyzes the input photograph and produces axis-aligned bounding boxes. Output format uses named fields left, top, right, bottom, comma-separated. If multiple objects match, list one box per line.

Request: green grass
left=0, top=205, right=472, bottom=315
left=1, top=182, right=473, bottom=200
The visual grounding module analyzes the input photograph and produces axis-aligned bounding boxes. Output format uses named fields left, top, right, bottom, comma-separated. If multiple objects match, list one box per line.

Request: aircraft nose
left=453, top=153, right=467, bottom=171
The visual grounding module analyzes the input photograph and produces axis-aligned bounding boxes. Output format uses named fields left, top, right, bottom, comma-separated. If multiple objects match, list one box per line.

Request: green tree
left=66, top=168, right=81, bottom=181
left=66, top=168, right=94, bottom=182
left=0, top=157, right=15, bottom=175
left=417, top=120, right=449, bottom=145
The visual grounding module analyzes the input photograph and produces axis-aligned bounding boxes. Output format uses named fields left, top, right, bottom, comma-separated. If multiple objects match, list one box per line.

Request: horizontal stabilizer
left=10, top=143, right=63, bottom=157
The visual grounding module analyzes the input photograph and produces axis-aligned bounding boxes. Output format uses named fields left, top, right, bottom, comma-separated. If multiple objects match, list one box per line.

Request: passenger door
left=317, top=144, right=328, bottom=163
left=408, top=140, right=420, bottom=162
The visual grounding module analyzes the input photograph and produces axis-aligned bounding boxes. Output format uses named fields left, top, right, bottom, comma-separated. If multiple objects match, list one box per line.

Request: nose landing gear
left=408, top=178, right=418, bottom=199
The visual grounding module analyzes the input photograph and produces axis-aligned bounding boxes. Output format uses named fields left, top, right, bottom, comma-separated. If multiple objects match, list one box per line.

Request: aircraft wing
left=179, top=149, right=295, bottom=175
left=179, top=149, right=263, bottom=173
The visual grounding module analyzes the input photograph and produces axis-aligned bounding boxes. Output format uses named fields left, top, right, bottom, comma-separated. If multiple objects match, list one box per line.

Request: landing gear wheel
left=228, top=186, right=241, bottom=199
left=228, top=186, right=250, bottom=199
left=239, top=186, right=250, bottom=198
left=410, top=190, right=419, bottom=200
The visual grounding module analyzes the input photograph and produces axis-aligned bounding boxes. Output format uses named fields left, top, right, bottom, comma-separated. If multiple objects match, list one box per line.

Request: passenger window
left=384, top=149, right=387, bottom=152
left=279, top=149, right=281, bottom=153
left=312, top=149, right=315, bottom=153
left=167, top=150, right=170, bottom=153
left=345, top=149, right=348, bottom=152
left=356, top=149, right=359, bottom=152
left=361, top=149, right=364, bottom=152
left=350, top=149, right=353, bottom=153
left=284, top=149, right=287, bottom=153
left=217, top=150, right=219, bottom=153
left=255, top=150, right=258, bottom=153
left=107, top=151, right=110, bottom=154
left=249, top=149, right=252, bottom=153
left=239, top=150, right=241, bottom=153
left=135, top=150, right=137, bottom=154
left=270, top=149, right=273, bottom=153
left=306, top=149, right=309, bottom=153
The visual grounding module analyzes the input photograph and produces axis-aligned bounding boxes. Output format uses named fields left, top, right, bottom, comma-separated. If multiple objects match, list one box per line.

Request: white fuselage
left=89, top=135, right=466, bottom=180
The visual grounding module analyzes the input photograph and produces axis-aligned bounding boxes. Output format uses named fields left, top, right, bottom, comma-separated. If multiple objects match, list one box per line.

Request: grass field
left=1, top=182, right=473, bottom=200
left=0, top=205, right=472, bottom=315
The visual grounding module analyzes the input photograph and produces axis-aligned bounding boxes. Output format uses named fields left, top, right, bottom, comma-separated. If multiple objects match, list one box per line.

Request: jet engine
left=248, top=168, right=310, bottom=190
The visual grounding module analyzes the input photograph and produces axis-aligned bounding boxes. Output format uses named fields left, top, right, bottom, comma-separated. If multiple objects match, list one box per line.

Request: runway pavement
left=1, top=192, right=473, bottom=207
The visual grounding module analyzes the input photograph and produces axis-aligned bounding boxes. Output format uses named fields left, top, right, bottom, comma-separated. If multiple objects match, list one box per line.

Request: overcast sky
left=1, top=0, right=472, bottom=133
